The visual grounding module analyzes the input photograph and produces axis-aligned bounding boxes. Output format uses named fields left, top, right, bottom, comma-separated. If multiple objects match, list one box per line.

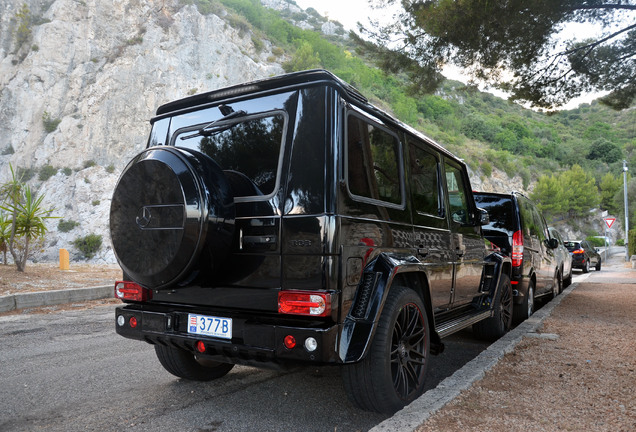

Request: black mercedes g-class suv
left=110, top=70, right=512, bottom=414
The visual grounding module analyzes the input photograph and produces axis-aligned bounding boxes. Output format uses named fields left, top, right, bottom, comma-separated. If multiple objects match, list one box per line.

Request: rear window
left=474, top=194, right=516, bottom=236
left=175, top=112, right=286, bottom=199
left=564, top=241, right=581, bottom=251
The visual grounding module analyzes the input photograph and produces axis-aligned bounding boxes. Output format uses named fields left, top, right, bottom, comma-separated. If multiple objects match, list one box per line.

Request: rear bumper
left=115, top=305, right=341, bottom=367
left=510, top=269, right=530, bottom=304
left=571, top=255, right=586, bottom=267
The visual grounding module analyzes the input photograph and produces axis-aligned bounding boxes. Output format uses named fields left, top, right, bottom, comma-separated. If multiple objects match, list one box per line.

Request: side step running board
left=436, top=310, right=492, bottom=338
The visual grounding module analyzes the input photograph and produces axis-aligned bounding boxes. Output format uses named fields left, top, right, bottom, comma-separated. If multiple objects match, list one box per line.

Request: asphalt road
left=0, top=304, right=490, bottom=431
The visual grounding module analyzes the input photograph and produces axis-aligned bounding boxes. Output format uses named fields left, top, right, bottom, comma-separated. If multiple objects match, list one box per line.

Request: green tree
left=360, top=1, right=636, bottom=109
left=532, top=164, right=600, bottom=219
left=282, top=41, right=321, bottom=72
left=561, top=164, right=601, bottom=217
left=0, top=165, right=56, bottom=271
left=531, top=174, right=565, bottom=220
left=587, top=139, right=623, bottom=164
left=599, top=172, right=622, bottom=214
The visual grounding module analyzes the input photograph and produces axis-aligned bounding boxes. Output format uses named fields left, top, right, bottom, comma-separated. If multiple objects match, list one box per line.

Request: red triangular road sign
left=604, top=218, right=615, bottom=229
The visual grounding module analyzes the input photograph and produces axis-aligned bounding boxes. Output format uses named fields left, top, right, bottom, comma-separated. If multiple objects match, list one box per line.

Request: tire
left=552, top=269, right=562, bottom=298
left=110, top=147, right=235, bottom=289
left=583, top=260, right=590, bottom=273
left=513, top=280, right=534, bottom=324
left=473, top=274, right=513, bottom=341
left=563, top=268, right=572, bottom=288
left=342, top=286, right=429, bottom=414
left=154, top=345, right=234, bottom=381
left=595, top=259, right=601, bottom=271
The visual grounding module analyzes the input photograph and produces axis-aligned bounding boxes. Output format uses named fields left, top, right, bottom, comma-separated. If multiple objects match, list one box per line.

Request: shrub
left=16, top=167, right=35, bottom=182
left=58, top=219, right=79, bottom=233
left=42, top=111, right=61, bottom=133
left=73, top=234, right=102, bottom=259
left=38, top=165, right=57, bottom=181
left=62, top=167, right=72, bottom=176
left=585, top=236, right=605, bottom=247
left=481, top=161, right=492, bottom=178
left=629, top=229, right=636, bottom=257
left=83, top=160, right=96, bottom=169
left=106, top=164, right=115, bottom=174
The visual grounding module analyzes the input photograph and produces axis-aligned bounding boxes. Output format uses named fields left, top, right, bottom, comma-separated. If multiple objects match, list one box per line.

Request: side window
left=347, top=113, right=403, bottom=206
left=444, top=162, right=470, bottom=224
left=409, top=142, right=441, bottom=217
left=532, top=208, right=548, bottom=242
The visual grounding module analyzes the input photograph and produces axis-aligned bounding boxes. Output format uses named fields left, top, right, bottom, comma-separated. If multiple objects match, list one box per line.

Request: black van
left=110, top=70, right=512, bottom=414
left=473, top=192, right=559, bottom=323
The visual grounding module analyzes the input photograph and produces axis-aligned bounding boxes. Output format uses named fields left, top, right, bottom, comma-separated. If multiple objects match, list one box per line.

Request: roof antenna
left=219, top=104, right=234, bottom=116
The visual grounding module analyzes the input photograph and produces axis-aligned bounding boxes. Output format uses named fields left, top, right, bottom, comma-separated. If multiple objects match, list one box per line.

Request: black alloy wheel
left=342, top=286, right=430, bottom=414
left=474, top=274, right=513, bottom=340
left=391, top=298, right=428, bottom=401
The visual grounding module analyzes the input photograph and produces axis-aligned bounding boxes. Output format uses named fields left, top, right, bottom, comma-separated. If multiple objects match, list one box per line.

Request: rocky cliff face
left=0, top=0, right=556, bottom=265
left=0, top=0, right=283, bottom=263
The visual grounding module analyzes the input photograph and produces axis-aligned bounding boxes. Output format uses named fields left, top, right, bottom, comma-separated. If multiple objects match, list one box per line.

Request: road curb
left=370, top=281, right=579, bottom=432
left=0, top=285, right=112, bottom=313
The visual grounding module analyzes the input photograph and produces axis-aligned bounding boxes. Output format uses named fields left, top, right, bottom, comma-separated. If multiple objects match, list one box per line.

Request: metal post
left=624, top=160, right=629, bottom=261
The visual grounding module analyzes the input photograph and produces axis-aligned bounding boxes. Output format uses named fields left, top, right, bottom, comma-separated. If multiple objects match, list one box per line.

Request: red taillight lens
left=572, top=249, right=585, bottom=254
left=114, top=281, right=152, bottom=302
left=512, top=230, right=524, bottom=267
left=283, top=335, right=296, bottom=349
left=278, top=291, right=331, bottom=317
left=196, top=341, right=206, bottom=353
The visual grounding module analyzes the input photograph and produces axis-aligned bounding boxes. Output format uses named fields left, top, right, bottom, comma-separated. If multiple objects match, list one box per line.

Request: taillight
left=512, top=230, right=524, bottom=267
left=278, top=291, right=331, bottom=317
left=114, top=281, right=152, bottom=302
left=572, top=249, right=585, bottom=254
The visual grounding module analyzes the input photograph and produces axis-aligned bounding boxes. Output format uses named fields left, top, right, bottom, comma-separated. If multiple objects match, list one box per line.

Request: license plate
left=187, top=314, right=232, bottom=340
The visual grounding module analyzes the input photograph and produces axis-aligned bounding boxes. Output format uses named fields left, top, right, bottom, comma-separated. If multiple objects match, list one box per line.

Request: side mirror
left=477, top=208, right=489, bottom=226
left=546, top=238, right=559, bottom=249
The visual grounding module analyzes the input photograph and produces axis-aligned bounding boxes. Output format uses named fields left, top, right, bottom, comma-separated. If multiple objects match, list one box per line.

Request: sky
left=292, top=0, right=605, bottom=109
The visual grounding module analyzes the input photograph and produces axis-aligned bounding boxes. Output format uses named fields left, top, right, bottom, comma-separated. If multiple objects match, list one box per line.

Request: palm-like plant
left=0, top=212, right=10, bottom=265
left=0, top=165, right=56, bottom=271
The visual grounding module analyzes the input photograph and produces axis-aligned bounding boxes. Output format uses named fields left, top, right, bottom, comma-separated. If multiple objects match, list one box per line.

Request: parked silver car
left=548, top=227, right=573, bottom=289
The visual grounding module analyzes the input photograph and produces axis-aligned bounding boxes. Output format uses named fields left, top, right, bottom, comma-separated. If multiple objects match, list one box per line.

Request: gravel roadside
left=413, top=253, right=636, bottom=432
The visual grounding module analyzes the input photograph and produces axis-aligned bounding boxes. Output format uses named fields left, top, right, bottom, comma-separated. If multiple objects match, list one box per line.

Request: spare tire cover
left=110, top=146, right=234, bottom=288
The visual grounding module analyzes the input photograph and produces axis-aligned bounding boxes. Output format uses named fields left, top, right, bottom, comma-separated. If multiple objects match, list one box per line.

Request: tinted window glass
left=409, top=143, right=440, bottom=216
left=474, top=194, right=515, bottom=236
left=347, top=114, right=402, bottom=205
left=518, top=197, right=541, bottom=239
left=549, top=229, right=563, bottom=243
left=176, top=113, right=285, bottom=197
left=445, top=163, right=470, bottom=224
left=530, top=208, right=547, bottom=242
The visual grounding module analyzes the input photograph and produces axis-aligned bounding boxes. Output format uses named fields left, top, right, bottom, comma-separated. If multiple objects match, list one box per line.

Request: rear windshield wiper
left=180, top=107, right=247, bottom=140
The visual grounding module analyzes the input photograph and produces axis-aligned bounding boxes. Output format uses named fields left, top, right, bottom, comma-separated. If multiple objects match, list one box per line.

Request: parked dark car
left=474, top=192, right=559, bottom=323
left=110, top=70, right=512, bottom=414
left=548, top=227, right=573, bottom=288
left=564, top=240, right=602, bottom=273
